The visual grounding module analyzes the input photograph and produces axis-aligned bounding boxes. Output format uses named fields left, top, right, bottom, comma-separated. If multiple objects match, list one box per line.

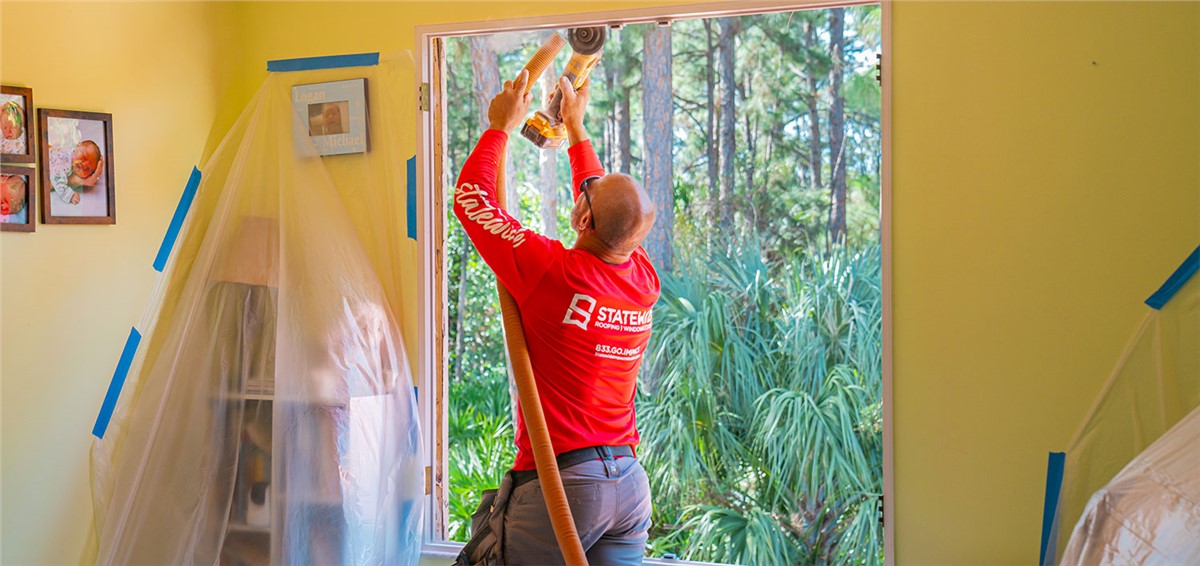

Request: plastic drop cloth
left=87, top=53, right=423, bottom=565
left=1055, top=265, right=1200, bottom=563
left=1060, top=401, right=1200, bottom=564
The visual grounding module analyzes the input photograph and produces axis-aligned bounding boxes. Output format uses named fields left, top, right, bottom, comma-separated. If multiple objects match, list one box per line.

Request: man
left=454, top=69, right=660, bottom=565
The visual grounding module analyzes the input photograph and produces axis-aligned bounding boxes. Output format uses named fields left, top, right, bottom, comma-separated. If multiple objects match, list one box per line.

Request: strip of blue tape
left=1145, top=245, right=1199, bottom=310
left=92, top=328, right=143, bottom=439
left=153, top=167, right=202, bottom=272
left=267, top=52, right=380, bottom=73
left=1039, top=451, right=1066, bottom=566
left=407, top=155, right=417, bottom=240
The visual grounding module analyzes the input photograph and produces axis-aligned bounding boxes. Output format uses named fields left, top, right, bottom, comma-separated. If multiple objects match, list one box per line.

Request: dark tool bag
left=455, top=471, right=516, bottom=566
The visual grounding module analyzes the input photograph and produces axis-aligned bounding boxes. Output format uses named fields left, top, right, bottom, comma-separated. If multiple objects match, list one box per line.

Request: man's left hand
left=488, top=70, right=533, bottom=133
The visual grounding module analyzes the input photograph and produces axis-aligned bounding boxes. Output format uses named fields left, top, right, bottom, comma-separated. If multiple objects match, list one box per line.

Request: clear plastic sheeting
left=1055, top=263, right=1200, bottom=562
left=87, top=53, right=422, bottom=565
left=1060, top=402, right=1200, bottom=564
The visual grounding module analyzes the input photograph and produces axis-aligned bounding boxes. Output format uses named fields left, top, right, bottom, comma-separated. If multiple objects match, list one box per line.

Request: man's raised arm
left=453, top=70, right=555, bottom=302
left=558, top=77, right=605, bottom=200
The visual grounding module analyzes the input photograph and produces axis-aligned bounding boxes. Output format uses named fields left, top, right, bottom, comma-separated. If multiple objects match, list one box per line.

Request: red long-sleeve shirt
left=454, top=129, right=660, bottom=471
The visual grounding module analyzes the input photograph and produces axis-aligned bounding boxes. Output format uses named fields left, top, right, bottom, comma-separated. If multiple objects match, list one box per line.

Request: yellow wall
left=211, top=1, right=695, bottom=154
left=0, top=3, right=234, bottom=564
left=2, top=1, right=1198, bottom=565
left=893, top=2, right=1198, bottom=563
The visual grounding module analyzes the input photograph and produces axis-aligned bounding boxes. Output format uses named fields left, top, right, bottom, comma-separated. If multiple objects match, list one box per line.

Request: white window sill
left=421, top=541, right=731, bottom=565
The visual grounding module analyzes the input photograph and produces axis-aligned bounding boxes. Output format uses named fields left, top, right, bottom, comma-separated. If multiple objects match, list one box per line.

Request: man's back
left=512, top=244, right=659, bottom=470
left=454, top=129, right=660, bottom=470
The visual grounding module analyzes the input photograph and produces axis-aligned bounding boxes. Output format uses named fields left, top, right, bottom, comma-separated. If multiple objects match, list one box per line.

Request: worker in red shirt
left=453, top=69, right=660, bottom=565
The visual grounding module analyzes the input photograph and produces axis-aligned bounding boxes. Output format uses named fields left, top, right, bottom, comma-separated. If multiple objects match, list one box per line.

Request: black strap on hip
left=512, top=445, right=635, bottom=487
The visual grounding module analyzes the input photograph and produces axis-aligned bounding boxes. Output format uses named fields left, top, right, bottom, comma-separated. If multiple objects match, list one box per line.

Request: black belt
left=511, top=445, right=635, bottom=487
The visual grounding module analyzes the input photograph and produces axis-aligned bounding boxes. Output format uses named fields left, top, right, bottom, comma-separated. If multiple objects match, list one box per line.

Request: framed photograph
left=1, top=165, right=35, bottom=232
left=292, top=78, right=369, bottom=156
left=1, top=86, right=35, bottom=164
left=38, top=109, right=116, bottom=225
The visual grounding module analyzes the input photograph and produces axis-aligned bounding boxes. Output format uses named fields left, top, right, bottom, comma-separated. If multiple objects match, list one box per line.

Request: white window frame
left=414, top=1, right=893, bottom=563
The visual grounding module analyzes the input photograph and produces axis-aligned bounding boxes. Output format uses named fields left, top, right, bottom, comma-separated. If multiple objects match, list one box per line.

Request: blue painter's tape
left=1039, top=452, right=1066, bottom=566
left=1145, top=245, right=1199, bottom=310
left=92, top=328, right=143, bottom=439
left=153, top=167, right=202, bottom=272
left=407, top=155, right=417, bottom=241
left=267, top=52, right=379, bottom=73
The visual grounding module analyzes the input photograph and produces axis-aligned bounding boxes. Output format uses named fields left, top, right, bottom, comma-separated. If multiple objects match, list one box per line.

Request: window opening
left=434, top=4, right=884, bottom=563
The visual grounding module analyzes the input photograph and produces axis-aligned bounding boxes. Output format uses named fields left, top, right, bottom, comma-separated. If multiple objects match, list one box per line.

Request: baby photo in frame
left=1, top=165, right=35, bottom=232
left=292, top=78, right=369, bottom=157
left=1, top=86, right=35, bottom=164
left=39, top=109, right=116, bottom=225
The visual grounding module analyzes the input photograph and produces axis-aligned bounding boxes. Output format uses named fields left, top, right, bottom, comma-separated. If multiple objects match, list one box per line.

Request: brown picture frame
left=38, top=109, right=116, bottom=225
left=1, top=85, right=35, bottom=164
left=1, top=165, right=36, bottom=232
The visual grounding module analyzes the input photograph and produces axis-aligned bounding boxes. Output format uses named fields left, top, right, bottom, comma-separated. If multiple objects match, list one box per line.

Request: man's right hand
left=558, top=76, right=591, bottom=145
left=488, top=70, right=533, bottom=134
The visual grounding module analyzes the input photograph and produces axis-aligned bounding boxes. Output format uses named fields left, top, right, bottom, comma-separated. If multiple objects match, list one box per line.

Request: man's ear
left=576, top=209, right=593, bottom=232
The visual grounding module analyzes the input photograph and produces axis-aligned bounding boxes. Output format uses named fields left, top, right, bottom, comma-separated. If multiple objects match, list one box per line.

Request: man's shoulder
left=630, top=247, right=660, bottom=277
left=561, top=247, right=660, bottom=292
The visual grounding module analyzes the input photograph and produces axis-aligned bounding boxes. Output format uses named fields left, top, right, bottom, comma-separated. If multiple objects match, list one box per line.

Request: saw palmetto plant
left=638, top=242, right=883, bottom=565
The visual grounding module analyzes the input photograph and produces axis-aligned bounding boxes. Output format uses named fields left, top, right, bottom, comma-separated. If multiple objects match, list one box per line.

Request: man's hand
left=558, top=76, right=591, bottom=146
left=488, top=70, right=533, bottom=133
left=557, top=76, right=591, bottom=130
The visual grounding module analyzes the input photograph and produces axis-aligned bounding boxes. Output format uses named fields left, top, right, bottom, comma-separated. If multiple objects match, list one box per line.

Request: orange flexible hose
left=491, top=32, right=588, bottom=566
left=495, top=148, right=588, bottom=566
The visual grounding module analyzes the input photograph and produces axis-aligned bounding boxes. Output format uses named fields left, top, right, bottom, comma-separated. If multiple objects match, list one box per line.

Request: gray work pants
left=503, top=456, right=652, bottom=565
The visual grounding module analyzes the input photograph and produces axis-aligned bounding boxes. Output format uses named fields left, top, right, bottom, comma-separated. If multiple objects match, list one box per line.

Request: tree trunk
left=603, top=58, right=616, bottom=171
left=538, top=71, right=560, bottom=239
left=717, top=17, right=739, bottom=233
left=468, top=36, right=497, bottom=135
left=469, top=34, right=519, bottom=423
left=745, top=112, right=758, bottom=234
left=828, top=8, right=848, bottom=245
left=447, top=49, right=468, bottom=386
left=741, top=69, right=757, bottom=234
left=804, top=19, right=823, bottom=192
left=616, top=89, right=632, bottom=174
left=468, top=35, right=519, bottom=221
left=704, top=19, right=719, bottom=230
left=604, top=35, right=633, bottom=175
left=453, top=245, right=470, bottom=384
left=642, top=24, right=674, bottom=271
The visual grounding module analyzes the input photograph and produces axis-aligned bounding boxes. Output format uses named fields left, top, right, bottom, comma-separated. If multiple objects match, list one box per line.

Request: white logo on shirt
left=562, top=293, right=597, bottom=330
left=456, top=183, right=528, bottom=248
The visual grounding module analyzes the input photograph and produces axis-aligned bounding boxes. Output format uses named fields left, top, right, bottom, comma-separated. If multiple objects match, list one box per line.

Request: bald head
left=572, top=173, right=656, bottom=260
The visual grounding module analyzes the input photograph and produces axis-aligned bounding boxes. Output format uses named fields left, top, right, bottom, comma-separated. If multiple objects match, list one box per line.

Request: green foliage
left=447, top=381, right=516, bottom=541
left=639, top=243, right=883, bottom=564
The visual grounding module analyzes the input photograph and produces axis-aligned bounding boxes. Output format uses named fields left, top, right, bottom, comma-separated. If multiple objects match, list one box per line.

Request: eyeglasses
left=579, top=175, right=600, bottom=230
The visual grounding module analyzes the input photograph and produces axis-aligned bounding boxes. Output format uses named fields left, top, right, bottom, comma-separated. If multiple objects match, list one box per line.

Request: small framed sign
left=1, top=85, right=35, bottom=164
left=292, top=78, right=369, bottom=156
left=39, top=109, right=116, bottom=225
left=1, top=165, right=35, bottom=232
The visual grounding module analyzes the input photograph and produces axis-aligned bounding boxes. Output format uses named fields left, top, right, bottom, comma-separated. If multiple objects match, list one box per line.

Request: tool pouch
left=454, top=471, right=516, bottom=565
